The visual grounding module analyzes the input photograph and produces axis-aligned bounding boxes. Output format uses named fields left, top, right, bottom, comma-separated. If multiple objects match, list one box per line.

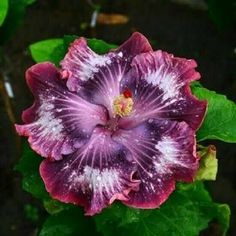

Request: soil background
left=0, top=0, right=236, bottom=235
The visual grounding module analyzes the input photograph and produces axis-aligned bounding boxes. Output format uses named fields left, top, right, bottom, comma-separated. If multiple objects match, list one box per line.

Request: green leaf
left=192, top=86, right=236, bottom=142
left=39, top=207, right=98, bottom=236
left=29, top=39, right=65, bottom=66
left=15, top=142, right=49, bottom=200
left=43, top=198, right=71, bottom=215
left=0, top=0, right=36, bottom=44
left=87, top=38, right=117, bottom=54
left=95, top=182, right=230, bottom=236
left=213, top=204, right=231, bottom=235
left=196, top=145, right=218, bottom=181
left=0, top=0, right=8, bottom=26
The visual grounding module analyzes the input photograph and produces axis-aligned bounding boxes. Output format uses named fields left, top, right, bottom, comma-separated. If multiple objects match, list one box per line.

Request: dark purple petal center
left=104, top=117, right=119, bottom=132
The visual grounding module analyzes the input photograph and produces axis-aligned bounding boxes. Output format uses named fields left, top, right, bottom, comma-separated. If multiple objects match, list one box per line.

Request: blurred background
left=0, top=0, right=236, bottom=235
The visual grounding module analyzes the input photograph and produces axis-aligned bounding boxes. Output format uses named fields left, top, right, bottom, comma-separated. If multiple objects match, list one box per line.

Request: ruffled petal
left=15, top=63, right=107, bottom=160
left=113, top=120, right=198, bottom=208
left=119, top=51, right=207, bottom=130
left=61, top=33, right=153, bottom=116
left=61, top=37, right=114, bottom=92
left=114, top=32, right=153, bottom=59
left=40, top=127, right=140, bottom=215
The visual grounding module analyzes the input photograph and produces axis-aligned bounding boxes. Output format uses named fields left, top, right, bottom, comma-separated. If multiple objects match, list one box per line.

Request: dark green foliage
left=95, top=182, right=230, bottom=236
left=15, top=142, right=49, bottom=200
left=205, top=0, right=236, bottom=29
left=0, top=0, right=36, bottom=44
left=39, top=207, right=98, bottom=236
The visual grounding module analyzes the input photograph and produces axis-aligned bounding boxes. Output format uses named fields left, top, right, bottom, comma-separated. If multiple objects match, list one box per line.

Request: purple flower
left=16, top=32, right=207, bottom=215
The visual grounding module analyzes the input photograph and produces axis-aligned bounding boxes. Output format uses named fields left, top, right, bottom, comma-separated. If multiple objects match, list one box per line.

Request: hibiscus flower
left=15, top=32, right=207, bottom=215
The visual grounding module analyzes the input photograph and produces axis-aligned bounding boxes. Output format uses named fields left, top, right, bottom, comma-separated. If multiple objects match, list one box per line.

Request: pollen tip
left=123, top=89, right=132, bottom=98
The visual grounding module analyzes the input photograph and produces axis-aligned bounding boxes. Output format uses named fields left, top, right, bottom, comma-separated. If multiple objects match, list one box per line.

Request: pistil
left=113, top=90, right=133, bottom=117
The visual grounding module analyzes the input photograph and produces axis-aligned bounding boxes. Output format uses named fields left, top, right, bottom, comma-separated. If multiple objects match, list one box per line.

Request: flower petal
left=61, top=33, right=153, bottom=116
left=77, top=58, right=127, bottom=117
left=114, top=32, right=153, bottom=59
left=61, top=37, right=114, bottom=92
left=40, top=127, right=140, bottom=215
left=119, top=51, right=207, bottom=130
left=15, top=63, right=107, bottom=160
left=113, top=120, right=198, bottom=208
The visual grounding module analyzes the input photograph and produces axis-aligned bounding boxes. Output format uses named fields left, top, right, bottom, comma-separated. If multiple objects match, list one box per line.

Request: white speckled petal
left=119, top=50, right=207, bottom=130
left=40, top=127, right=139, bottom=215
left=15, top=63, right=107, bottom=160
left=113, top=119, right=198, bottom=208
left=61, top=37, right=114, bottom=92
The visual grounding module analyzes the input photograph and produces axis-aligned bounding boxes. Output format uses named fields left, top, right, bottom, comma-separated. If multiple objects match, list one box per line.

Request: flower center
left=113, top=89, right=133, bottom=117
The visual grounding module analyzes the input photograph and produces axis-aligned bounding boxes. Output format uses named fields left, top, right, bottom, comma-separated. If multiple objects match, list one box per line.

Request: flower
left=15, top=32, right=207, bottom=215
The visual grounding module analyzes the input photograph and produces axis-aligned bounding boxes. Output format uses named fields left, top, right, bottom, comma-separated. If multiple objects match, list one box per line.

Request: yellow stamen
left=113, top=94, right=133, bottom=117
